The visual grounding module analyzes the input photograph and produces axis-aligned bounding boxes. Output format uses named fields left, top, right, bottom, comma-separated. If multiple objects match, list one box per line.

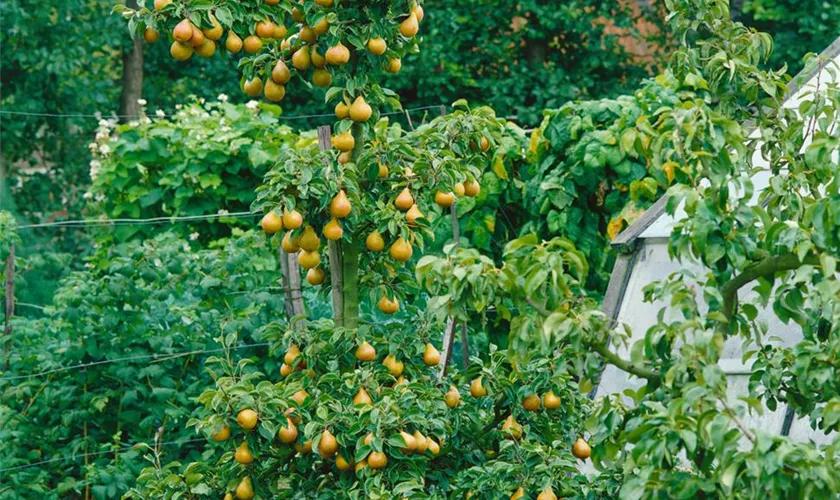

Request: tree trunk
left=119, top=0, right=144, bottom=123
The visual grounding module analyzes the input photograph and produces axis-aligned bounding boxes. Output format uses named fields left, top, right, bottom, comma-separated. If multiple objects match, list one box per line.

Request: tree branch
left=591, top=341, right=661, bottom=383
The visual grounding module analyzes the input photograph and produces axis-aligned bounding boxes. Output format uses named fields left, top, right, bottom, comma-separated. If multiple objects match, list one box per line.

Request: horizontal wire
left=14, top=211, right=258, bottom=230
left=0, top=342, right=271, bottom=382
left=0, top=437, right=207, bottom=473
left=0, top=104, right=445, bottom=121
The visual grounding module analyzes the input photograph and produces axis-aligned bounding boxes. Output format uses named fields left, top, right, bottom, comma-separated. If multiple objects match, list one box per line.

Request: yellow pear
left=235, top=477, right=254, bottom=500
left=470, top=377, right=487, bottom=397
left=422, top=343, right=441, bottom=366
left=271, top=60, right=291, bottom=84
left=480, top=136, right=491, bottom=152
left=543, top=390, right=561, bottom=410
left=306, top=267, right=325, bottom=285
left=399, top=13, right=419, bottom=37
left=292, top=46, right=311, bottom=70
left=173, top=19, right=193, bottom=42
left=224, top=493, right=233, bottom=500
left=143, top=27, right=159, bottom=44
left=153, top=0, right=171, bottom=10
left=413, top=431, right=427, bottom=453
left=255, top=19, right=276, bottom=39
left=501, top=415, right=522, bottom=440
left=427, top=437, right=440, bottom=456
left=349, top=96, right=373, bottom=123
left=389, top=237, right=413, bottom=262
left=282, top=232, right=300, bottom=253
left=235, top=441, right=254, bottom=464
left=243, top=35, right=262, bottom=54
left=522, top=394, right=541, bottom=411
left=363, top=432, right=374, bottom=446
left=366, top=230, right=385, bottom=252
left=261, top=211, right=283, bottom=234
left=313, top=16, right=329, bottom=34
left=311, top=47, right=327, bottom=68
left=510, top=487, right=525, bottom=500
left=285, top=406, right=301, bottom=424
left=284, top=344, right=301, bottom=365
left=435, top=191, right=456, bottom=208
left=445, top=386, right=461, bottom=408
left=412, top=3, right=425, bottom=22
left=338, top=151, right=351, bottom=164
left=394, top=187, right=414, bottom=211
left=353, top=387, right=373, bottom=405
left=243, top=77, right=263, bottom=97
left=386, top=57, right=402, bottom=73
left=323, top=218, right=343, bottom=241
left=170, top=41, right=193, bottom=61
left=537, top=487, right=558, bottom=500
left=335, top=101, right=350, bottom=119
left=463, top=180, right=480, bottom=197
left=318, top=429, right=339, bottom=459
left=291, top=390, right=309, bottom=405
left=325, top=42, right=350, bottom=65
left=312, top=68, right=332, bottom=88
left=378, top=162, right=389, bottom=178
left=264, top=79, right=286, bottom=102
left=368, top=451, right=388, bottom=469
left=195, top=40, right=216, bottom=58
left=336, top=454, right=352, bottom=471
left=572, top=437, right=591, bottom=460
left=211, top=424, right=231, bottom=442
left=295, top=440, right=312, bottom=454
left=406, top=204, right=424, bottom=225
left=367, top=37, right=387, bottom=55
left=277, top=417, right=298, bottom=443
left=354, top=458, right=368, bottom=474
left=298, top=250, right=321, bottom=269
left=454, top=182, right=466, bottom=197
left=299, top=25, right=316, bottom=43
left=282, top=210, right=303, bottom=230
left=330, top=189, right=352, bottom=218
left=331, top=131, right=355, bottom=152
left=383, top=354, right=404, bottom=376
left=237, top=409, right=258, bottom=430
left=377, top=295, right=399, bottom=314
left=355, top=341, right=377, bottom=362
left=225, top=31, right=243, bottom=53
left=299, top=225, right=320, bottom=251
left=392, top=430, right=414, bottom=452
left=280, top=363, right=293, bottom=377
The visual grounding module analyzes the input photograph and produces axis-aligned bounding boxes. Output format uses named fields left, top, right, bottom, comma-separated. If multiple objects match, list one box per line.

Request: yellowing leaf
left=492, top=156, right=508, bottom=180
left=484, top=214, right=496, bottom=233
left=663, top=161, right=677, bottom=184
left=607, top=216, right=625, bottom=241
left=528, top=128, right=541, bottom=155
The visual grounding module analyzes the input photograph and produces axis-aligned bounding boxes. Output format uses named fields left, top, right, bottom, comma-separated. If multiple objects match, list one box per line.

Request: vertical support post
left=279, top=248, right=294, bottom=318
left=286, top=252, right=305, bottom=321
left=438, top=203, right=462, bottom=379
left=318, top=124, right=345, bottom=326
left=4, top=243, right=13, bottom=370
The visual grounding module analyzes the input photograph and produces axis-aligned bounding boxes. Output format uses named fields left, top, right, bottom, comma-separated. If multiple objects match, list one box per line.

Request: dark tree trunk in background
left=119, top=0, right=144, bottom=123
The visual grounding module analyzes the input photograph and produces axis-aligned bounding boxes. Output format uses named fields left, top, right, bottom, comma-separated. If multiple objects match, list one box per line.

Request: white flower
left=199, top=97, right=205, bottom=105
left=217, top=209, right=229, bottom=216
left=217, top=93, right=229, bottom=102
left=98, top=119, right=109, bottom=127
left=189, top=232, right=199, bottom=241
left=137, top=98, right=147, bottom=106
left=83, top=191, right=93, bottom=200
left=156, top=109, right=166, bottom=118
left=175, top=104, right=183, bottom=110
left=154, top=258, right=163, bottom=267
left=89, top=142, right=99, bottom=151
left=99, top=144, right=110, bottom=155
left=220, top=126, right=232, bottom=133
left=246, top=100, right=259, bottom=110
left=181, top=315, right=194, bottom=326
left=140, top=116, right=151, bottom=125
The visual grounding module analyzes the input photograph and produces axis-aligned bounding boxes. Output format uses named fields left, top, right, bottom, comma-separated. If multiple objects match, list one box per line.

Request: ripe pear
left=277, top=417, right=298, bottom=443
left=510, top=487, right=525, bottom=500
left=427, top=437, right=440, bottom=455
left=389, top=237, right=412, bottom=262
left=354, top=458, right=368, bottom=474
left=299, top=25, right=316, bottom=43
left=377, top=295, right=399, bottom=314
left=243, top=77, right=263, bottom=97
left=243, top=35, right=262, bottom=54
left=394, top=187, right=414, bottom=211
left=323, top=218, right=343, bottom=241
left=235, top=477, right=254, bottom=500
left=281, top=232, right=300, bottom=253
left=368, top=451, right=388, bottom=469
left=572, top=437, right=591, bottom=459
left=189, top=26, right=206, bottom=47
left=315, top=0, right=333, bottom=6
left=271, top=60, right=291, bottom=84
left=280, top=363, right=293, bottom=377
left=394, top=375, right=408, bottom=389
left=143, top=27, right=159, bottom=44
left=349, top=96, right=373, bottom=123
left=291, top=6, right=303, bottom=22
left=383, top=354, right=404, bottom=376
left=386, top=57, right=402, bottom=73
left=237, top=409, right=258, bottom=430
left=413, top=431, right=427, bottom=453
left=501, top=415, right=522, bottom=440
left=203, top=13, right=224, bottom=40
left=325, top=42, right=350, bottom=65
left=338, top=151, right=351, bottom=164
left=235, top=441, right=254, bottom=464
left=537, top=487, right=558, bottom=500
left=445, top=386, right=461, bottom=408
left=470, top=377, right=487, bottom=397
left=335, top=101, right=350, bottom=119
left=282, top=210, right=303, bottom=229
left=264, top=79, right=285, bottom=102
left=367, top=37, right=387, bottom=55
left=153, top=0, right=171, bottom=10
left=291, top=390, right=309, bottom=405
left=480, top=136, right=491, bottom=152
left=331, top=131, right=355, bottom=152
left=330, top=190, right=352, bottom=218
left=280, top=38, right=291, bottom=51
left=422, top=343, right=441, bottom=366
left=306, top=267, right=325, bottom=285
left=285, top=406, right=301, bottom=424
left=170, top=41, right=193, bottom=61
left=399, top=13, right=419, bottom=37
left=353, top=387, right=373, bottom=405
left=255, top=20, right=276, bottom=38
left=543, top=390, right=561, bottom=410
left=399, top=430, right=417, bottom=452
left=273, top=24, right=287, bottom=39
left=435, top=191, right=456, bottom=208
left=292, top=46, right=311, bottom=70
left=211, top=424, right=231, bottom=442
left=355, top=341, right=376, bottom=362
left=378, top=162, right=389, bottom=178
left=225, top=31, right=243, bottom=53
left=363, top=432, right=374, bottom=446
left=284, top=344, right=300, bottom=365
left=261, top=211, right=283, bottom=234
left=295, top=440, right=312, bottom=454
left=522, top=394, right=541, bottom=411
left=366, top=230, right=385, bottom=252
left=318, top=429, right=338, bottom=459
left=336, top=454, right=352, bottom=471
left=173, top=19, right=193, bottom=42
left=298, top=250, right=321, bottom=269
left=299, top=225, right=320, bottom=251
left=463, top=180, right=481, bottom=197
left=405, top=204, right=424, bottom=225
left=311, top=47, right=327, bottom=68
left=454, top=182, right=466, bottom=197
left=413, top=3, right=425, bottom=22
left=312, top=68, right=332, bottom=88
left=225, top=493, right=233, bottom=500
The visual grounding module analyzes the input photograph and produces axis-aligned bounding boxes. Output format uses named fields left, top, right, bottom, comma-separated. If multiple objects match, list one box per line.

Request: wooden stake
left=438, top=203, right=461, bottom=379
left=4, top=243, right=13, bottom=371
left=279, top=248, right=294, bottom=318
left=286, top=252, right=305, bottom=322
left=317, top=124, right=345, bottom=326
